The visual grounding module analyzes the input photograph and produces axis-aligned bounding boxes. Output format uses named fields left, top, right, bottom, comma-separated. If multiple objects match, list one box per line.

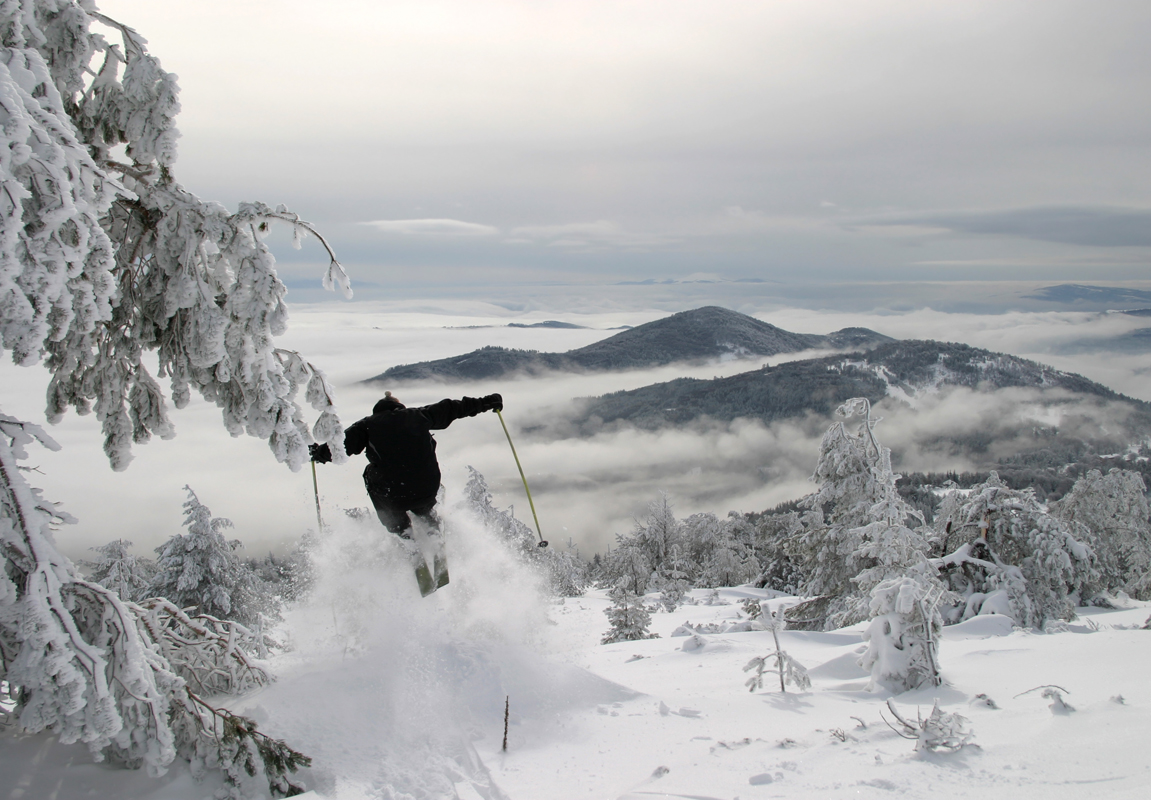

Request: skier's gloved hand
left=481, top=393, right=503, bottom=412
left=309, top=443, right=333, bottom=464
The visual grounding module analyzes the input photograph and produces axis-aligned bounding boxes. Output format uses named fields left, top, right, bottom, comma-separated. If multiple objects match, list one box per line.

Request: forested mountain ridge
left=366, top=306, right=893, bottom=383
left=576, top=339, right=1151, bottom=434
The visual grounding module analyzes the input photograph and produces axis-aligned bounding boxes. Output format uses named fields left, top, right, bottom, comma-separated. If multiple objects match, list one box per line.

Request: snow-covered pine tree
left=699, top=528, right=758, bottom=589
left=859, top=574, right=944, bottom=693
left=149, top=486, right=274, bottom=627
left=463, top=467, right=588, bottom=595
left=601, top=580, right=659, bottom=644
left=632, top=493, right=681, bottom=578
left=544, top=541, right=590, bottom=598
left=1051, top=469, right=1151, bottom=599
left=751, top=509, right=804, bottom=594
left=601, top=540, right=651, bottom=595
left=680, top=511, right=721, bottom=581
left=463, top=466, right=538, bottom=555
left=81, top=538, right=155, bottom=601
left=931, top=473, right=1094, bottom=627
left=787, top=398, right=934, bottom=630
left=657, top=543, right=691, bottom=611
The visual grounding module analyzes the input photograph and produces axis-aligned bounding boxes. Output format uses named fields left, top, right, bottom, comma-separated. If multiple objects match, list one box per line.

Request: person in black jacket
left=309, top=391, right=503, bottom=536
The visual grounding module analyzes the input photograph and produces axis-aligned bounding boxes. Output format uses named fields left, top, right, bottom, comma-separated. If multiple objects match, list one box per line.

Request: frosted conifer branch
left=2, top=1, right=351, bottom=471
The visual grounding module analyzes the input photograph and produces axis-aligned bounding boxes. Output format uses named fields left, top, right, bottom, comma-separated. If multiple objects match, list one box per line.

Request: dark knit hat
left=373, top=391, right=405, bottom=413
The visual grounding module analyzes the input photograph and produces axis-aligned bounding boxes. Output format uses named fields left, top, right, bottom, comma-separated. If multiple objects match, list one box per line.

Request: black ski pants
left=364, top=478, right=439, bottom=536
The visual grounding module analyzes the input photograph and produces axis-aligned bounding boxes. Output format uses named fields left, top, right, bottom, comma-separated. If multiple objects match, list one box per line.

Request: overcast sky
left=95, top=0, right=1151, bottom=294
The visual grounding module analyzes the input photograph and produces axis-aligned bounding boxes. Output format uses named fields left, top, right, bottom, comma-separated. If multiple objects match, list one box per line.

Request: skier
left=308, top=391, right=503, bottom=594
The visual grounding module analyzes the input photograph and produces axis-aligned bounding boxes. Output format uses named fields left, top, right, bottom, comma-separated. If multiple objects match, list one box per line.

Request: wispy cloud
left=511, top=221, right=620, bottom=239
left=856, top=206, right=1151, bottom=247
left=507, top=220, right=678, bottom=251
left=362, top=218, right=500, bottom=236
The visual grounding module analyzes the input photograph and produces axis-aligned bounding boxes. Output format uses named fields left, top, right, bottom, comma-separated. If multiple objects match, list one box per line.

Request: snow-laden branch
left=3, top=0, right=351, bottom=471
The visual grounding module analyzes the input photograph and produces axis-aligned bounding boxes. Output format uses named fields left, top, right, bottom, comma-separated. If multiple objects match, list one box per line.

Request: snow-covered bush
left=1051, top=468, right=1151, bottom=599
left=1, top=413, right=172, bottom=768
left=544, top=544, right=590, bottom=598
left=602, top=581, right=659, bottom=643
left=931, top=473, right=1094, bottom=627
left=148, top=487, right=276, bottom=627
left=247, top=535, right=316, bottom=604
left=859, top=574, right=944, bottom=693
left=463, top=467, right=539, bottom=555
left=883, top=699, right=974, bottom=753
left=743, top=609, right=810, bottom=693
left=81, top=539, right=156, bottom=601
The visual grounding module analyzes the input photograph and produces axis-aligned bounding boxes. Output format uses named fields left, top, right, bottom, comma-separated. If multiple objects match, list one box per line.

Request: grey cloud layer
left=95, top=0, right=1151, bottom=283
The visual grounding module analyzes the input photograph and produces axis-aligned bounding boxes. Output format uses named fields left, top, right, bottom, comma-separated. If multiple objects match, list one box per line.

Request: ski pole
left=310, top=459, right=325, bottom=532
left=496, top=410, right=548, bottom=548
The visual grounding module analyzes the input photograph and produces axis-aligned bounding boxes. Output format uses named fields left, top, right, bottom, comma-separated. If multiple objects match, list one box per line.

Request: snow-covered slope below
left=3, top=527, right=1150, bottom=799
left=487, top=590, right=1151, bottom=800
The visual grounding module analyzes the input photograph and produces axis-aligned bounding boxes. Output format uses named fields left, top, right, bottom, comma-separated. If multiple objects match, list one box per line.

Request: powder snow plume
left=236, top=496, right=630, bottom=799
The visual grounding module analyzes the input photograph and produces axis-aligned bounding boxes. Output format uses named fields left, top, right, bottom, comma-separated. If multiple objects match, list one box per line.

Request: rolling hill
left=578, top=339, right=1149, bottom=428
left=366, top=306, right=893, bottom=383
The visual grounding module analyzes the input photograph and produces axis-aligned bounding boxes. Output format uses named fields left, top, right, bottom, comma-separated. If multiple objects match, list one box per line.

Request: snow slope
left=3, top=510, right=1150, bottom=799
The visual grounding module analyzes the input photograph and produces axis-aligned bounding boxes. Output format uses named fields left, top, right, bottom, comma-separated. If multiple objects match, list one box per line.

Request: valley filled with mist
left=5, top=290, right=1149, bottom=560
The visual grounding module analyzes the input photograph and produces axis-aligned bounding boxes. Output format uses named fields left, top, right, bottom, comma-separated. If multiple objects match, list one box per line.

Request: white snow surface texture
left=2, top=504, right=1150, bottom=799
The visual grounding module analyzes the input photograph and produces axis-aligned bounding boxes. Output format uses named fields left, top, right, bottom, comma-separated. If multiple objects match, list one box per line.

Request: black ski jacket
left=343, top=397, right=487, bottom=501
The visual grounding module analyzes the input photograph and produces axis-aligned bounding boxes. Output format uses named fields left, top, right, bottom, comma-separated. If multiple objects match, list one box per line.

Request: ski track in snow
left=3, top=516, right=1151, bottom=800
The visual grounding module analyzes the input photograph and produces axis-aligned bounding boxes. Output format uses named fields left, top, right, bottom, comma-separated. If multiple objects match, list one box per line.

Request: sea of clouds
left=2, top=290, right=1149, bottom=561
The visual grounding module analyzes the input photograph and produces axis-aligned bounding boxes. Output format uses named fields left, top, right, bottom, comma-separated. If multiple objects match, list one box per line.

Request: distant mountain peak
left=365, top=307, right=893, bottom=384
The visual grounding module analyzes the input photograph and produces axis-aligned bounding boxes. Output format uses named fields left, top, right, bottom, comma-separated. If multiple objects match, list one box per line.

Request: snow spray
left=255, top=499, right=598, bottom=797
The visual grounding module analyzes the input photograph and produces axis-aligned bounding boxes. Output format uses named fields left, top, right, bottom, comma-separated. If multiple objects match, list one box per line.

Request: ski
left=407, top=525, right=449, bottom=597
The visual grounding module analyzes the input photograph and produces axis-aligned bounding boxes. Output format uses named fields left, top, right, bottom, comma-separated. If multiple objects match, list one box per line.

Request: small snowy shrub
left=1015, top=684, right=1076, bottom=714
left=743, top=609, right=810, bottom=693
left=883, top=699, right=974, bottom=752
left=859, top=574, right=945, bottom=693
left=602, top=581, right=659, bottom=643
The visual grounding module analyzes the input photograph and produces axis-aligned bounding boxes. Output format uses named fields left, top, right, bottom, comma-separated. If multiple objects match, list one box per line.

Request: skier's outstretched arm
left=420, top=394, right=503, bottom=430
left=310, top=419, right=370, bottom=463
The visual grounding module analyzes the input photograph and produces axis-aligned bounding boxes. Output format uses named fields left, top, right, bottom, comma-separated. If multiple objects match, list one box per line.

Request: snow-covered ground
left=3, top=506, right=1150, bottom=800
